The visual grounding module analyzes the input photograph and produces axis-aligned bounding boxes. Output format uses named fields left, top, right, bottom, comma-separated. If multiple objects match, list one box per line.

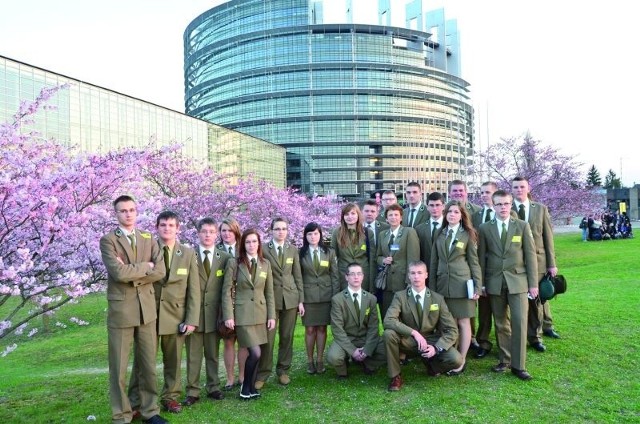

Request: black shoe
left=143, top=415, right=169, bottom=424
left=530, top=342, right=546, bottom=352
left=543, top=329, right=561, bottom=339
left=182, top=396, right=199, bottom=406
left=239, top=383, right=251, bottom=400
left=249, top=390, right=261, bottom=399
left=492, top=362, right=510, bottom=373
left=399, top=358, right=410, bottom=366
left=469, top=341, right=481, bottom=351
left=207, top=390, right=224, bottom=400
left=336, top=374, right=348, bottom=380
left=511, top=368, right=533, bottom=381
left=474, top=347, right=490, bottom=359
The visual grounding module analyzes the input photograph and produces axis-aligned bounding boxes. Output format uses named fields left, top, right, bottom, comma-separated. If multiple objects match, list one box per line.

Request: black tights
left=242, top=345, right=261, bottom=395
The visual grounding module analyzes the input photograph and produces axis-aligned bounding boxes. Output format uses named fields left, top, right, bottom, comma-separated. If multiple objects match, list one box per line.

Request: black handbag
left=374, top=264, right=389, bottom=290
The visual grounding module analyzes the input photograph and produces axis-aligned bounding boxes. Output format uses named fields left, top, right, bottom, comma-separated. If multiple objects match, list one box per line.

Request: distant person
left=100, top=195, right=167, bottom=424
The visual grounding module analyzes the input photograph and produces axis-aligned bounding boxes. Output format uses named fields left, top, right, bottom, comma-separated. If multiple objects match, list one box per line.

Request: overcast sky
left=2, top=0, right=638, bottom=185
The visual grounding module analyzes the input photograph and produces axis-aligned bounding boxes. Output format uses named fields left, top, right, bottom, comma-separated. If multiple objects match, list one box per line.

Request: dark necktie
left=353, top=292, right=360, bottom=317
left=228, top=246, right=234, bottom=256
left=313, top=250, right=320, bottom=272
left=127, top=234, right=136, bottom=258
left=277, top=246, right=284, bottom=267
left=431, top=221, right=438, bottom=239
left=409, top=208, right=416, bottom=227
left=388, top=233, right=395, bottom=248
left=501, top=223, right=507, bottom=249
left=484, top=208, right=492, bottom=223
left=163, top=246, right=170, bottom=279
left=445, top=229, right=453, bottom=256
left=366, top=224, right=374, bottom=245
left=250, top=258, right=257, bottom=280
left=415, top=294, right=423, bottom=324
left=518, top=204, right=526, bottom=221
left=203, top=250, right=211, bottom=278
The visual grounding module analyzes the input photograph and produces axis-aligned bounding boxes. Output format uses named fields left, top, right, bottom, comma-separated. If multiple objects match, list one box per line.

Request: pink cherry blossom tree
left=0, top=87, right=342, bottom=343
left=471, top=133, right=604, bottom=220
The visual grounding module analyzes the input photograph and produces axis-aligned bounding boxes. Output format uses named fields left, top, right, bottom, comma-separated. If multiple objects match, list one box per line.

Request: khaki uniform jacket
left=154, top=242, right=201, bottom=335
left=477, top=219, right=538, bottom=295
left=222, top=259, right=275, bottom=325
left=429, top=227, right=482, bottom=297
left=330, top=289, right=380, bottom=356
left=415, top=220, right=441, bottom=269
left=365, top=221, right=389, bottom=251
left=100, top=228, right=165, bottom=328
left=300, top=248, right=340, bottom=303
left=262, top=241, right=304, bottom=310
left=512, top=201, right=556, bottom=275
left=383, top=287, right=458, bottom=351
left=376, top=226, right=420, bottom=293
left=330, top=228, right=376, bottom=292
left=402, top=204, right=429, bottom=228
left=195, top=248, right=231, bottom=333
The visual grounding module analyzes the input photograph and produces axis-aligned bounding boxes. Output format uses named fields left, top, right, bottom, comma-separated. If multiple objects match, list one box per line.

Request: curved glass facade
left=185, top=0, right=474, bottom=197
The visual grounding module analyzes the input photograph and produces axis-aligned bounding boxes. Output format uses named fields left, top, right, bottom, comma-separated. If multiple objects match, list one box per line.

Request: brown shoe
left=162, top=399, right=182, bottom=413
left=278, top=374, right=291, bottom=385
left=388, top=374, right=403, bottom=391
left=182, top=395, right=199, bottom=406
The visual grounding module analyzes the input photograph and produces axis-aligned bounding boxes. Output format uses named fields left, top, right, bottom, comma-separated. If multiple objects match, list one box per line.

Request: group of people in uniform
left=100, top=176, right=561, bottom=423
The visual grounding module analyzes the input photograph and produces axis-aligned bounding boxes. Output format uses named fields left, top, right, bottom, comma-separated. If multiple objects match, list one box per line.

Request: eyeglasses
left=347, top=272, right=364, bottom=276
left=493, top=203, right=512, bottom=208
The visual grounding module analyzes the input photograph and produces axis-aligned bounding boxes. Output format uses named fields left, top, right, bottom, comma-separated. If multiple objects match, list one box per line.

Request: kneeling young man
left=327, top=263, right=386, bottom=378
left=383, top=261, right=462, bottom=391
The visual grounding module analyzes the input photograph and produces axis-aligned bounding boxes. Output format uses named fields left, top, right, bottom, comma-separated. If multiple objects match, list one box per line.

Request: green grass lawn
left=1, top=233, right=639, bottom=423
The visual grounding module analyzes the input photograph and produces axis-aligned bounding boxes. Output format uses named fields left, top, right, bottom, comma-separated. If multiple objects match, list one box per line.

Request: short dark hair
left=427, top=192, right=444, bottom=202
left=448, top=180, right=467, bottom=192
left=197, top=217, right=217, bottom=231
left=346, top=262, right=363, bottom=274
left=512, top=176, right=528, bottom=183
left=385, top=203, right=404, bottom=218
left=492, top=190, right=512, bottom=201
left=113, top=194, right=135, bottom=209
left=363, top=199, right=378, bottom=208
left=406, top=181, right=421, bottom=191
left=156, top=210, right=180, bottom=227
left=381, top=190, right=397, bottom=198
left=270, top=217, right=288, bottom=230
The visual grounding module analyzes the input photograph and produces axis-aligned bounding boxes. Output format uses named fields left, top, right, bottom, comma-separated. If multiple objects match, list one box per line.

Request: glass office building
left=184, top=0, right=474, bottom=198
left=0, top=55, right=286, bottom=188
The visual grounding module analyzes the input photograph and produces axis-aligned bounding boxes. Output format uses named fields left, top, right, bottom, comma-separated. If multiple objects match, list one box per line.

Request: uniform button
left=251, top=298, right=254, bottom=301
